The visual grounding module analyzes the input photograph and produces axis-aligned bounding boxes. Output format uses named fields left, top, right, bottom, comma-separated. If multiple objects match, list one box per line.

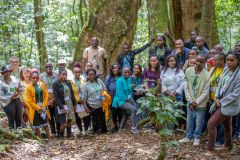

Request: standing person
left=234, top=41, right=240, bottom=53
left=161, top=55, right=185, bottom=102
left=53, top=68, right=77, bottom=138
left=179, top=55, right=210, bottom=146
left=81, top=68, right=107, bottom=134
left=184, top=31, right=209, bottom=50
left=82, top=37, right=107, bottom=77
left=82, top=62, right=93, bottom=78
left=131, top=64, right=145, bottom=120
left=25, top=70, right=51, bottom=139
left=9, top=56, right=21, bottom=79
left=112, top=67, right=139, bottom=134
left=214, top=44, right=224, bottom=54
left=20, top=67, right=32, bottom=126
left=0, top=65, right=23, bottom=130
left=55, top=59, right=74, bottom=81
left=201, top=53, right=226, bottom=145
left=149, top=35, right=171, bottom=66
left=206, top=51, right=240, bottom=155
left=143, top=54, right=162, bottom=92
left=72, top=62, right=89, bottom=135
left=40, top=63, right=58, bottom=135
left=183, top=49, right=198, bottom=71
left=194, top=36, right=209, bottom=57
left=105, top=63, right=122, bottom=132
left=172, top=39, right=190, bottom=68
left=117, top=39, right=154, bottom=71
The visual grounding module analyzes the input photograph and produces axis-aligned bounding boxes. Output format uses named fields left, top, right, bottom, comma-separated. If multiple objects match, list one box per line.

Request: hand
left=215, top=99, right=221, bottom=108
left=191, top=101, right=197, bottom=109
left=176, top=47, right=182, bottom=55
left=84, top=107, right=90, bottom=113
left=38, top=108, right=43, bottom=113
left=63, top=109, right=68, bottom=113
left=11, top=93, right=18, bottom=99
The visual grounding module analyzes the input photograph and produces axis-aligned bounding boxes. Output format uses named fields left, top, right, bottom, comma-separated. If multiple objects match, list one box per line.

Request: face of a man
left=195, top=37, right=204, bottom=48
left=235, top=42, right=240, bottom=52
left=190, top=31, right=197, bottom=42
left=91, top=37, right=99, bottom=48
left=10, top=59, right=19, bottom=70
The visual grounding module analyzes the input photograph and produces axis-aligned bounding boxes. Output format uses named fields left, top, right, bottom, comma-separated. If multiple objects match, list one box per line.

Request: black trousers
left=75, top=112, right=91, bottom=131
left=111, top=106, right=122, bottom=128
left=3, top=98, right=23, bottom=130
left=48, top=105, right=57, bottom=134
left=88, top=105, right=107, bottom=133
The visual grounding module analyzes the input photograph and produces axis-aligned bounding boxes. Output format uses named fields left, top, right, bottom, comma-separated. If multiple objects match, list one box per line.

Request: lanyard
left=90, top=82, right=101, bottom=93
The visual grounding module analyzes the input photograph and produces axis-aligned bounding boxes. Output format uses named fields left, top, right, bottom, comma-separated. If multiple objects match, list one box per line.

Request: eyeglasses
left=45, top=66, right=52, bottom=68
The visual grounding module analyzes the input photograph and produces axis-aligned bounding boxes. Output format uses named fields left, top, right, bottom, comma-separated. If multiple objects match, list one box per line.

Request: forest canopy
left=0, top=0, right=239, bottom=68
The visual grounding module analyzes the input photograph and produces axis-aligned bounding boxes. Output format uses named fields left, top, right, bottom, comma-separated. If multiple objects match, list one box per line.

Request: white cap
left=58, top=59, right=67, bottom=64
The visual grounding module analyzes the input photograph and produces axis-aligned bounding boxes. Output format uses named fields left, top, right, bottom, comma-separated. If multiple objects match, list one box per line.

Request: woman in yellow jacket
left=25, top=70, right=51, bottom=139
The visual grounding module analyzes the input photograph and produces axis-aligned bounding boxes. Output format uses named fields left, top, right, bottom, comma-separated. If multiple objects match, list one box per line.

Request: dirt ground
left=1, top=117, right=240, bottom=160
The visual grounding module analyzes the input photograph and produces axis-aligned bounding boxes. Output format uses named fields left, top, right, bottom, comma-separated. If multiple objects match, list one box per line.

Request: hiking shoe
left=131, top=127, right=139, bottom=134
left=193, top=138, right=200, bottom=146
left=179, top=137, right=191, bottom=143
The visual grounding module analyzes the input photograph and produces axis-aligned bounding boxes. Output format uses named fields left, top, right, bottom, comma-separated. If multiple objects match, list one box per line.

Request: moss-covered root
left=21, top=128, right=42, bottom=142
left=0, top=128, right=23, bottom=141
left=157, top=146, right=166, bottom=160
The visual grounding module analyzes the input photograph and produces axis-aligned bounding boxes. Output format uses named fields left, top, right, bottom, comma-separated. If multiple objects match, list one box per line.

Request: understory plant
left=136, top=85, right=185, bottom=160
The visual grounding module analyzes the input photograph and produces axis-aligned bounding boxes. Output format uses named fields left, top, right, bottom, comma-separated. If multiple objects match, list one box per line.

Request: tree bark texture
left=74, top=0, right=141, bottom=69
left=34, top=0, right=47, bottom=71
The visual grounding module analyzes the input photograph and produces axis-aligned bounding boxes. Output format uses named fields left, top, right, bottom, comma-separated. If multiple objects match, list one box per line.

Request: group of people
left=0, top=31, right=240, bottom=156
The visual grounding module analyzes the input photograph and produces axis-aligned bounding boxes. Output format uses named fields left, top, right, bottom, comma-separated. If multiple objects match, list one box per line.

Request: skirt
left=32, top=112, right=48, bottom=129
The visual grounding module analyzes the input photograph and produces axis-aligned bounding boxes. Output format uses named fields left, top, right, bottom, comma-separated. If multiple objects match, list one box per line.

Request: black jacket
left=184, top=41, right=209, bottom=50
left=52, top=80, right=76, bottom=109
left=149, top=46, right=172, bottom=66
left=117, top=42, right=151, bottom=70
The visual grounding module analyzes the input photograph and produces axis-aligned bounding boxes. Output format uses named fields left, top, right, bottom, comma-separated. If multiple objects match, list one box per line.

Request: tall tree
left=34, top=0, right=47, bottom=70
left=74, top=0, right=141, bottom=68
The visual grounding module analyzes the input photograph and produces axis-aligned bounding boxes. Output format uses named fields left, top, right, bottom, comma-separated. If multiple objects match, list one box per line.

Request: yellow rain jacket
left=101, top=91, right=112, bottom=122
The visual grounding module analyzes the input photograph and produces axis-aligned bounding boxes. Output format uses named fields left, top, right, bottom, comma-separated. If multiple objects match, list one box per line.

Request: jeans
left=3, top=98, right=23, bottom=130
left=120, top=101, right=137, bottom=129
left=186, top=107, right=206, bottom=139
left=232, top=113, right=240, bottom=137
left=216, top=124, right=224, bottom=144
left=207, top=108, right=232, bottom=151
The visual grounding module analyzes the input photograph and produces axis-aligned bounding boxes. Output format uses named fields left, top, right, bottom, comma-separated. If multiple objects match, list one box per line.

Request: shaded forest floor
left=1, top=117, right=240, bottom=160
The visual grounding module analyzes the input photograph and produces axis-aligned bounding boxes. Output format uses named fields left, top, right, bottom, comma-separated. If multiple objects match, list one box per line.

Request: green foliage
left=215, top=0, right=240, bottom=51
left=0, top=0, right=88, bottom=68
left=136, top=85, right=185, bottom=159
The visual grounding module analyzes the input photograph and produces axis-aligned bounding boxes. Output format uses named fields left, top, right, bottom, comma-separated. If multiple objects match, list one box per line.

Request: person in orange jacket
left=25, top=69, right=51, bottom=139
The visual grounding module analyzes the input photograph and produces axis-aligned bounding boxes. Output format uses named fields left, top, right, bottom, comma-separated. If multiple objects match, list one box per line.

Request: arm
left=41, top=83, right=49, bottom=109
left=132, top=40, right=153, bottom=55
left=52, top=82, right=64, bottom=109
left=160, top=71, right=167, bottom=93
left=164, top=31, right=175, bottom=46
left=175, top=71, right=185, bottom=94
left=220, top=75, right=240, bottom=107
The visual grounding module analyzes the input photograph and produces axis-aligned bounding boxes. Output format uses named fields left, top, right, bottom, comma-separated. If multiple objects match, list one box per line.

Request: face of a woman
left=59, top=71, right=67, bottom=81
left=150, top=56, right=158, bottom=68
left=168, top=57, right=176, bottom=69
left=73, top=67, right=81, bottom=78
left=31, top=73, right=39, bottom=84
left=226, top=54, right=239, bottom=71
left=22, top=70, right=31, bottom=81
left=189, top=50, right=198, bottom=59
left=112, top=65, right=119, bottom=76
left=133, top=65, right=140, bottom=76
left=123, top=68, right=131, bottom=78
left=87, top=71, right=96, bottom=81
left=156, top=37, right=164, bottom=47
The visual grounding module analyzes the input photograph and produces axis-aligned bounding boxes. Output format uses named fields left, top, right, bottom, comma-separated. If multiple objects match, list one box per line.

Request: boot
left=67, top=127, right=73, bottom=138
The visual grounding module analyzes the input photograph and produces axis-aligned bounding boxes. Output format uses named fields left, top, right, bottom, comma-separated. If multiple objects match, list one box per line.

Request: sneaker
left=131, top=127, right=139, bottom=134
left=193, top=138, right=200, bottom=146
left=179, top=137, right=191, bottom=143
left=204, top=151, right=216, bottom=156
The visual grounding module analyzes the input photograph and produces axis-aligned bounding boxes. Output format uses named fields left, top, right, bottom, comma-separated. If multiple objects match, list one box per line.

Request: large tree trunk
left=74, top=0, right=141, bottom=69
left=180, top=0, right=219, bottom=47
left=34, top=0, right=47, bottom=71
